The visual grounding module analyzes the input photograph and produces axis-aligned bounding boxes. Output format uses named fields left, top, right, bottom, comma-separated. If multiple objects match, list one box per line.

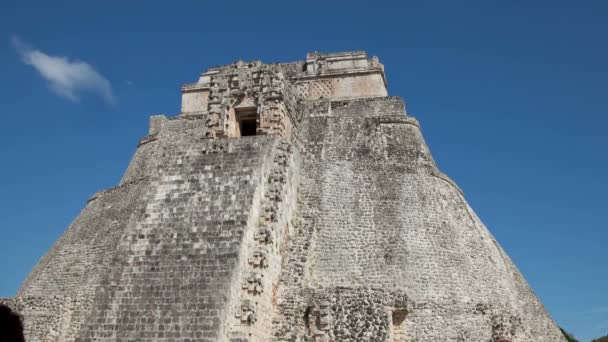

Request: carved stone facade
left=179, top=51, right=387, bottom=140
left=2, top=51, right=566, bottom=342
left=194, top=63, right=298, bottom=139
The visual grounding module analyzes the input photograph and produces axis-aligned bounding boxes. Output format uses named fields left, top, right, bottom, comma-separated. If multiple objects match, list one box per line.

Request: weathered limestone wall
left=18, top=178, right=147, bottom=299
left=120, top=114, right=208, bottom=185
left=120, top=137, right=158, bottom=184
left=304, top=51, right=381, bottom=74
left=178, top=51, right=386, bottom=134
left=11, top=51, right=565, bottom=342
left=179, top=62, right=300, bottom=140
left=181, top=86, right=209, bottom=114
left=1, top=296, right=93, bottom=341
left=19, top=112, right=211, bottom=299
left=330, top=73, right=387, bottom=98
left=12, top=176, right=147, bottom=341
left=14, top=110, right=299, bottom=341
left=273, top=96, right=566, bottom=341
left=295, top=73, right=387, bottom=100
left=75, top=130, right=297, bottom=341
left=297, top=51, right=387, bottom=100
left=227, top=142, right=300, bottom=342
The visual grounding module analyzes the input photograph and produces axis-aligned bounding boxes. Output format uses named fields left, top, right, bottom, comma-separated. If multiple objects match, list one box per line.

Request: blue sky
left=0, top=0, right=606, bottom=340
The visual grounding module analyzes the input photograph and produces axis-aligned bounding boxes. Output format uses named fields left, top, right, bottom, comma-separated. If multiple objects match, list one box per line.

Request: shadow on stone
left=0, top=304, right=25, bottom=342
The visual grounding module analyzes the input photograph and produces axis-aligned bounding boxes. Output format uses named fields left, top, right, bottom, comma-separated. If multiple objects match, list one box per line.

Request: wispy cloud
left=12, top=36, right=116, bottom=104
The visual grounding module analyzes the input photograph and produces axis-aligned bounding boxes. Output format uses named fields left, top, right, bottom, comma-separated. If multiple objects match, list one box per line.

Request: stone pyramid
left=1, top=51, right=566, bottom=342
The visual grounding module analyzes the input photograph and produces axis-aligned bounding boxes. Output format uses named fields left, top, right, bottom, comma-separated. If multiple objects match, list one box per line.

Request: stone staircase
left=77, top=137, right=278, bottom=341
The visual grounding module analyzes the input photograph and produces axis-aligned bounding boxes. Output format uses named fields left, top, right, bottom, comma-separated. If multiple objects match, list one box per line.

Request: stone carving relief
left=236, top=300, right=257, bottom=325
left=203, top=65, right=299, bottom=139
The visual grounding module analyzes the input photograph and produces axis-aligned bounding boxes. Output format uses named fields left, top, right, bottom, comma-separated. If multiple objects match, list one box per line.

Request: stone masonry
left=2, top=51, right=566, bottom=341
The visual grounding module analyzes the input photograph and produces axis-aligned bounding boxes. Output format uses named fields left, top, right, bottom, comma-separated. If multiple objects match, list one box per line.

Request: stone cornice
left=295, top=66, right=387, bottom=87
left=181, top=82, right=210, bottom=93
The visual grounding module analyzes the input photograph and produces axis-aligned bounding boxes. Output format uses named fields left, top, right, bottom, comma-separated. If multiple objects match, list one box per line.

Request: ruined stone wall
left=273, top=96, right=566, bottom=342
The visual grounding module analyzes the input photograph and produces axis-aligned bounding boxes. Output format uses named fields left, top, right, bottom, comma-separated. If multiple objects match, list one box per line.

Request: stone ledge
left=304, top=96, right=406, bottom=118
left=433, top=171, right=464, bottom=196
left=377, top=115, right=420, bottom=127
left=181, top=82, right=210, bottom=92
left=306, top=50, right=368, bottom=60
left=87, top=177, right=148, bottom=203
left=137, top=134, right=157, bottom=147
left=297, top=66, right=387, bottom=86
left=176, top=112, right=208, bottom=119
left=329, top=95, right=402, bottom=108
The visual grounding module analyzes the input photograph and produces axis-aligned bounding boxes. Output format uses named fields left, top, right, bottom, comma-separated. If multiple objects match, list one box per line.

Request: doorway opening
left=236, top=108, right=257, bottom=137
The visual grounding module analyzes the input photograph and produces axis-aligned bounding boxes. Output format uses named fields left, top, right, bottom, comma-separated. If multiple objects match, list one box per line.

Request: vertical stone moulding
left=238, top=300, right=256, bottom=326
left=242, top=272, right=263, bottom=295
left=248, top=249, right=268, bottom=269
left=318, top=300, right=331, bottom=331
left=302, top=302, right=331, bottom=341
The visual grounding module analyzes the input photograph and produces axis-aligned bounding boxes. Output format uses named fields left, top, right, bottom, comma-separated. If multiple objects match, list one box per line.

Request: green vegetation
left=560, top=327, right=608, bottom=342
left=561, top=328, right=579, bottom=342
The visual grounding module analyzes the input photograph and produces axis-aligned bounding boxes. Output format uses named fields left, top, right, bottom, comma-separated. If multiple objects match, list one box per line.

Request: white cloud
left=12, top=36, right=116, bottom=104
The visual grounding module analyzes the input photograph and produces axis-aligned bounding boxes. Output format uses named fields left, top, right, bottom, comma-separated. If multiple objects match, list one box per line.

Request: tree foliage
left=560, top=327, right=579, bottom=342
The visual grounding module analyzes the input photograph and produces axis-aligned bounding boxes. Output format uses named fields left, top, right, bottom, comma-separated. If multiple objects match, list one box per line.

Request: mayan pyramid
left=1, top=51, right=566, bottom=341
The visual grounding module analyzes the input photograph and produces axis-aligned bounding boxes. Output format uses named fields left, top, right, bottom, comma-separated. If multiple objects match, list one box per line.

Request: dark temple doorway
left=236, top=108, right=257, bottom=137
